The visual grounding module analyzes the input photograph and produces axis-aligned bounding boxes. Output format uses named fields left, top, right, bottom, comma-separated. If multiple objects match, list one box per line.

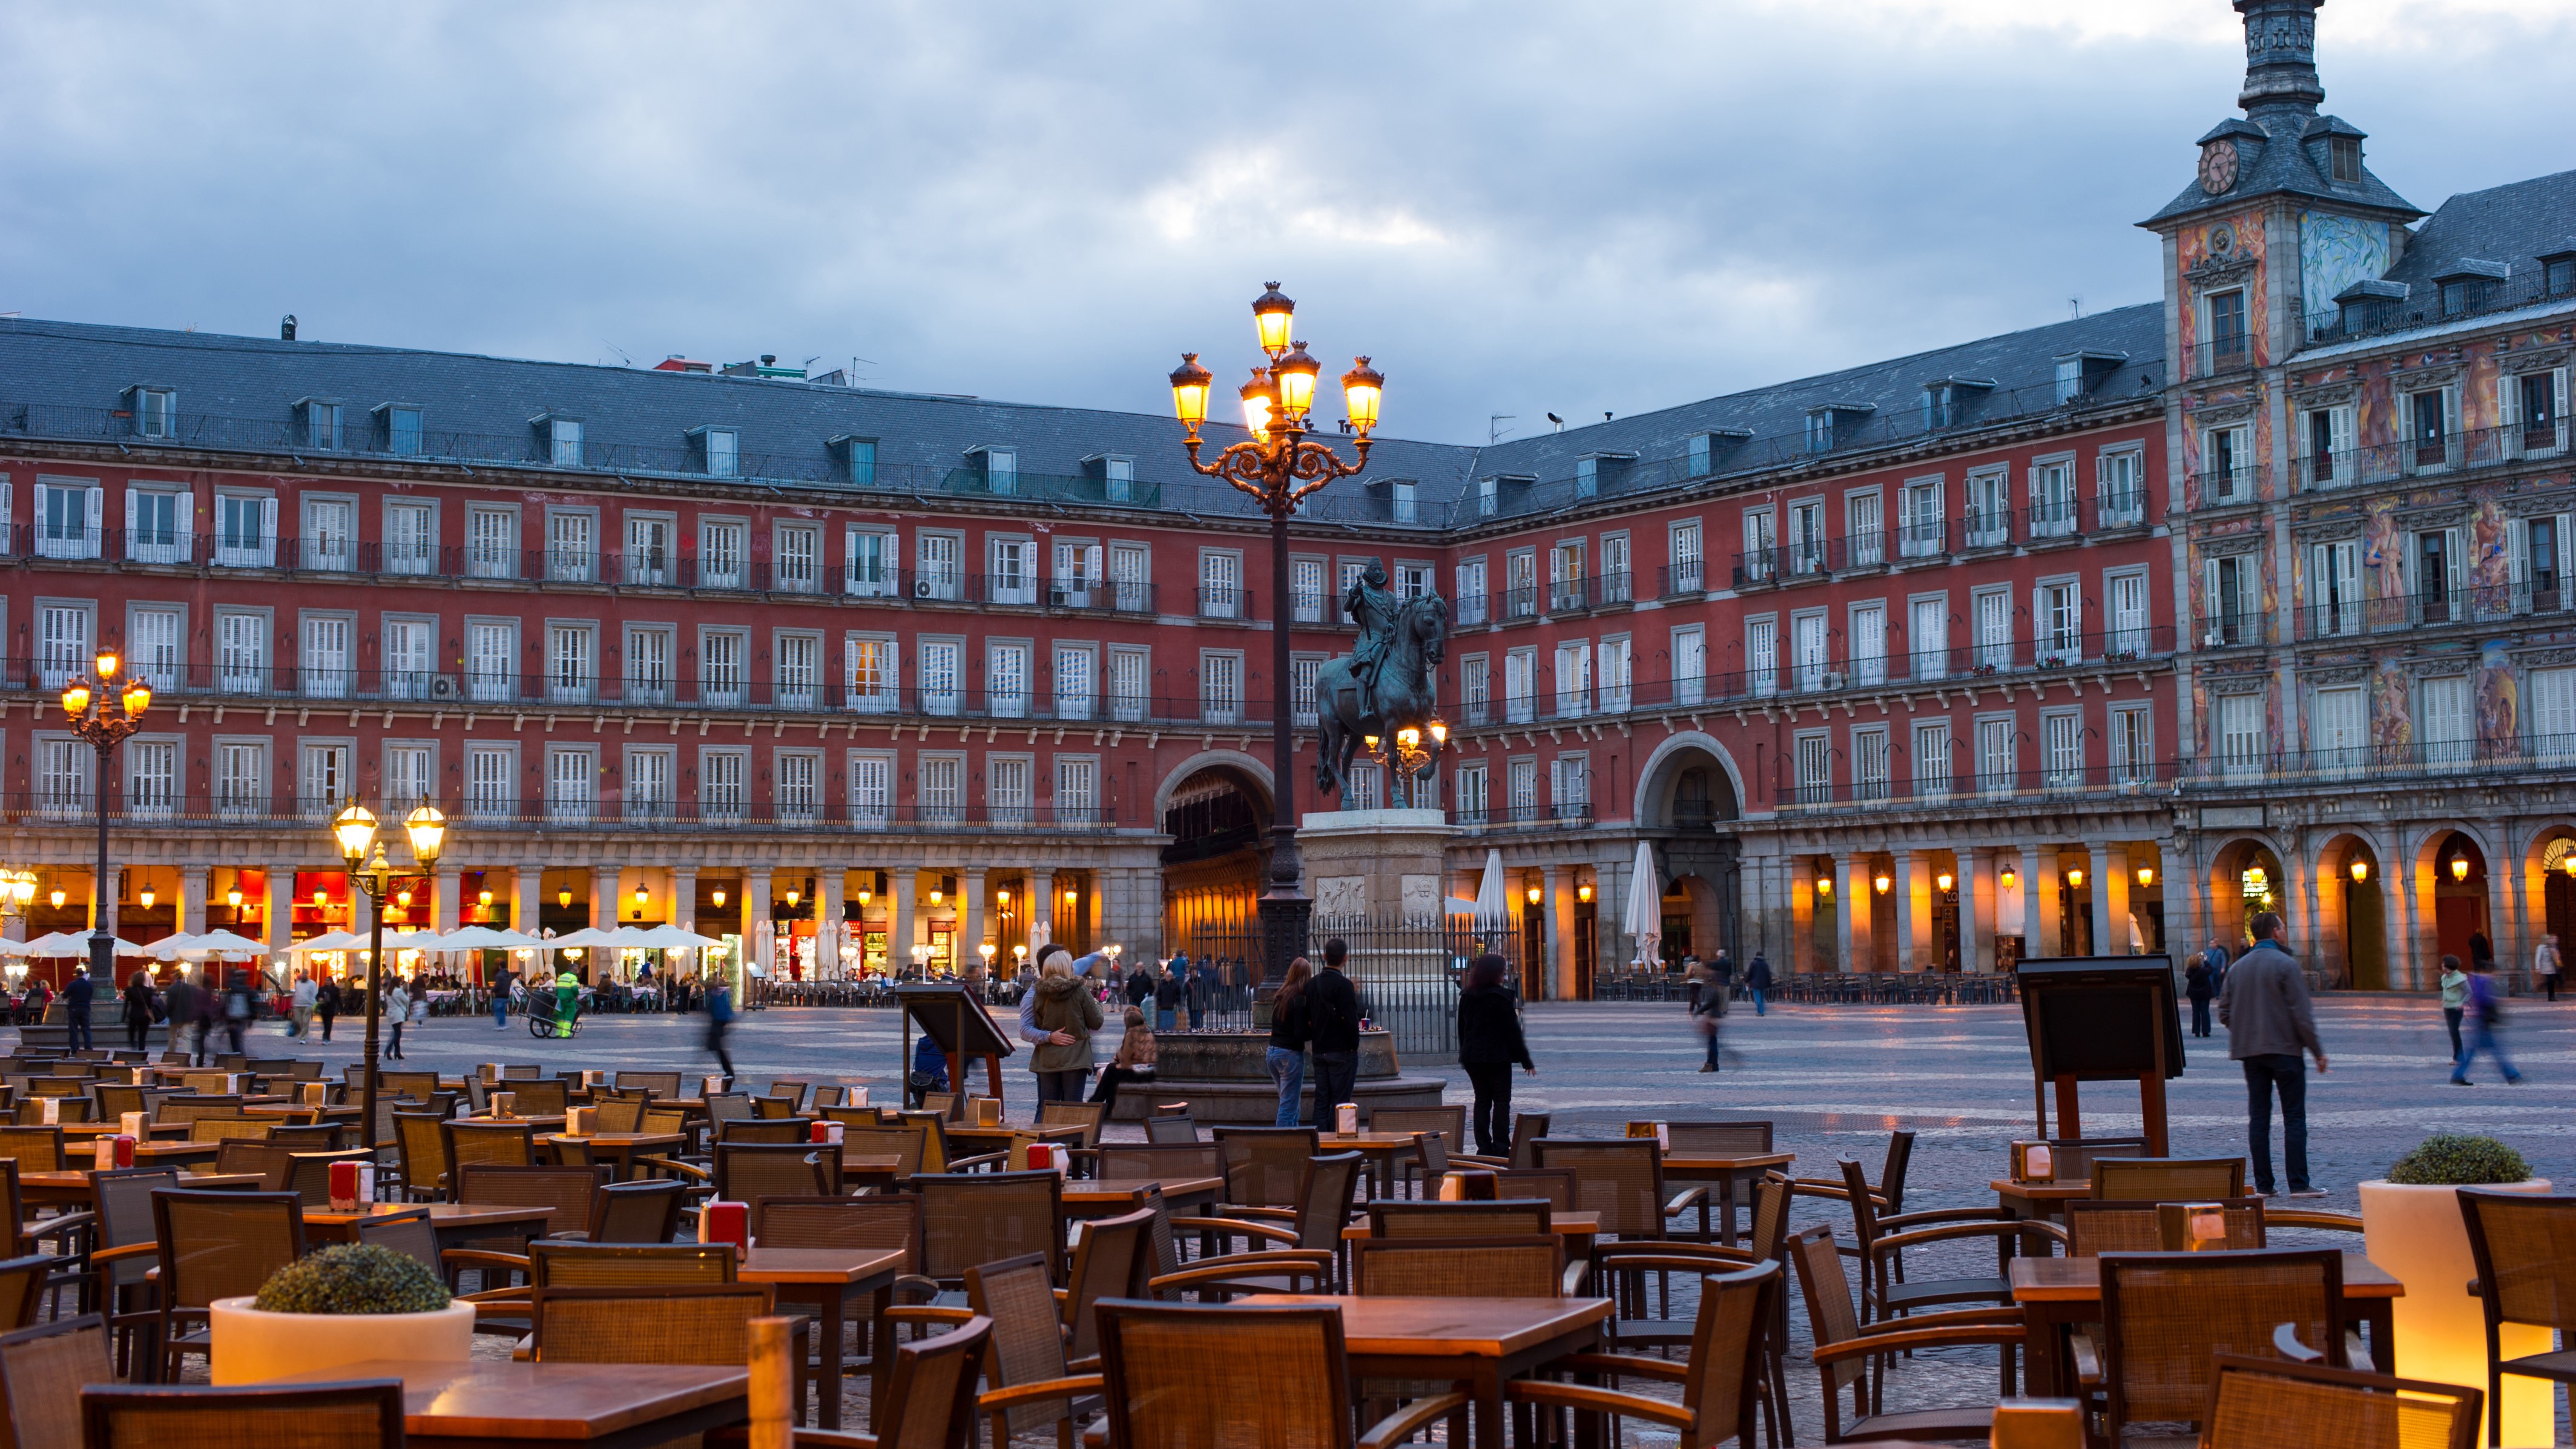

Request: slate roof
left=2142, top=109, right=2420, bottom=227
left=2380, top=168, right=2576, bottom=295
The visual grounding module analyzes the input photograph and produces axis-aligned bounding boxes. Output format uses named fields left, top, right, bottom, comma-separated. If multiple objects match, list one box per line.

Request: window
left=2104, top=569, right=2150, bottom=658
left=776, top=752, right=820, bottom=822
left=1850, top=602, right=1886, bottom=686
left=1977, top=717, right=2015, bottom=798
left=1348, top=762, right=1382, bottom=811
left=386, top=501, right=435, bottom=575
left=846, top=635, right=896, bottom=713
left=1791, top=611, right=1828, bottom=691
left=624, top=514, right=674, bottom=587
left=774, top=632, right=820, bottom=709
left=216, top=741, right=265, bottom=820
left=31, top=739, right=81, bottom=822
left=2514, top=513, right=2568, bottom=613
left=2041, top=711, right=2083, bottom=793
left=1913, top=721, right=1951, bottom=801
left=989, top=757, right=1030, bottom=826
left=2552, top=258, right=2576, bottom=299
left=2098, top=447, right=2145, bottom=521
left=700, top=750, right=746, bottom=821
left=919, top=756, right=963, bottom=824
left=1741, top=507, right=1775, bottom=581
left=1460, top=655, right=1489, bottom=724
left=626, top=747, right=673, bottom=821
left=2203, top=553, right=2258, bottom=645
left=2532, top=667, right=2576, bottom=760
left=1506, top=551, right=1537, bottom=617
left=38, top=604, right=91, bottom=690
left=545, top=509, right=594, bottom=582
left=134, top=388, right=174, bottom=440
left=35, top=478, right=100, bottom=560
left=2205, top=289, right=2247, bottom=370
left=624, top=625, right=672, bottom=706
left=1455, top=558, right=1487, bottom=623
left=465, top=745, right=515, bottom=821
left=1787, top=500, right=1825, bottom=575
left=1667, top=521, right=1702, bottom=593
left=1550, top=755, right=1589, bottom=817
left=845, top=527, right=895, bottom=596
left=1746, top=618, right=1777, bottom=698
left=2054, top=357, right=2084, bottom=405
left=2308, top=542, right=2359, bottom=637
left=1804, top=412, right=1835, bottom=454
left=1507, top=759, right=1538, bottom=821
left=1477, top=477, right=1498, bottom=518
left=1056, top=756, right=1098, bottom=825
left=2419, top=675, right=2471, bottom=770
left=547, top=417, right=582, bottom=467
left=920, top=641, right=963, bottom=716
left=1053, top=644, right=1094, bottom=720
left=2328, top=134, right=2361, bottom=183
left=130, top=607, right=180, bottom=691
left=987, top=641, right=1029, bottom=719
left=125, top=487, right=186, bottom=564
left=2111, top=705, right=2154, bottom=787
left=1909, top=596, right=1947, bottom=680
left=2216, top=693, right=2265, bottom=781
left=1966, top=468, right=2010, bottom=546
left=302, top=615, right=353, bottom=699
left=1575, top=458, right=1598, bottom=500
left=982, top=449, right=1018, bottom=495
left=848, top=754, right=891, bottom=827
left=1899, top=478, right=1943, bottom=556
left=1109, top=649, right=1147, bottom=722
left=1553, top=642, right=1590, bottom=718
left=844, top=437, right=878, bottom=486
left=699, top=427, right=739, bottom=477
left=546, top=747, right=593, bottom=824
left=383, top=617, right=433, bottom=699
left=1793, top=733, right=1831, bottom=805
left=2035, top=581, right=2081, bottom=665
left=467, top=621, right=515, bottom=702
left=214, top=492, right=275, bottom=567
left=1504, top=649, right=1535, bottom=724
left=1454, top=762, right=1487, bottom=824
left=1391, top=480, right=1417, bottom=523
left=293, top=497, right=352, bottom=572
left=2511, top=369, right=2567, bottom=456
left=1199, top=551, right=1240, bottom=619
left=1200, top=652, right=1243, bottom=725
left=700, top=520, right=746, bottom=589
left=1050, top=540, right=1101, bottom=603
left=1687, top=434, right=1713, bottom=477
left=987, top=536, right=1033, bottom=605
left=1599, top=636, right=1632, bottom=713
left=384, top=404, right=423, bottom=457
left=2416, top=528, right=2463, bottom=622
left=1853, top=726, right=1889, bottom=802
left=1397, top=562, right=1433, bottom=599
left=2312, top=685, right=2365, bottom=777
left=2410, top=389, right=2451, bottom=469
left=2031, top=459, right=2077, bottom=536
left=1291, top=655, right=1322, bottom=727
left=385, top=745, right=430, bottom=811
left=1101, top=455, right=1135, bottom=503
left=765, top=523, right=817, bottom=594
left=119, top=739, right=171, bottom=821
left=2303, top=406, right=2352, bottom=486
left=1549, top=542, right=1586, bottom=612
left=1969, top=587, right=2011, bottom=670
left=1665, top=624, right=1702, bottom=708
left=1110, top=544, right=1151, bottom=613
left=303, top=400, right=341, bottom=450
left=1846, top=492, right=1883, bottom=566
left=466, top=506, right=515, bottom=579
left=217, top=612, right=267, bottom=694
left=700, top=629, right=746, bottom=707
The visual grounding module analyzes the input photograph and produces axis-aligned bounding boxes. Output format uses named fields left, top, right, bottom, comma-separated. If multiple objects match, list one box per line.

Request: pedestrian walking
left=1456, top=952, right=1535, bottom=1155
left=121, top=970, right=156, bottom=1053
left=63, top=967, right=94, bottom=1052
left=384, top=979, right=410, bottom=1060
left=1744, top=952, right=1772, bottom=1016
left=2535, top=933, right=2562, bottom=1003
left=492, top=965, right=514, bottom=1030
left=1090, top=1005, right=1158, bottom=1114
left=1185, top=960, right=1211, bottom=1030
left=220, top=973, right=252, bottom=1055
left=1266, top=957, right=1312, bottom=1127
left=2439, top=957, right=2469, bottom=1062
left=2452, top=953, right=2522, bottom=1086
left=1711, top=948, right=1736, bottom=997
left=1153, top=963, right=1182, bottom=1033
left=289, top=973, right=317, bottom=1040
left=704, top=977, right=737, bottom=1082
left=2184, top=954, right=2216, bottom=1038
left=1124, top=963, right=1155, bottom=1012
left=1305, top=938, right=1363, bottom=1129
left=163, top=970, right=201, bottom=1063
left=188, top=973, right=217, bottom=1064
left=2216, top=911, right=2329, bottom=1197
left=1023, top=945, right=1103, bottom=1112
left=1688, top=956, right=1727, bottom=1070
left=553, top=971, right=581, bottom=1038
left=315, top=977, right=341, bottom=1042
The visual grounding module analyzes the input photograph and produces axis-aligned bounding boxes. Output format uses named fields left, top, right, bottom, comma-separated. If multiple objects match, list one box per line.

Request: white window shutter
left=2510, top=520, right=2529, bottom=587
left=2500, top=374, right=2519, bottom=427
left=0, top=474, right=11, bottom=554
left=260, top=497, right=278, bottom=567
left=2445, top=527, right=2466, bottom=595
left=180, top=492, right=194, bottom=562
left=124, top=487, right=138, bottom=558
left=2557, top=370, right=2570, bottom=432
left=84, top=486, right=102, bottom=556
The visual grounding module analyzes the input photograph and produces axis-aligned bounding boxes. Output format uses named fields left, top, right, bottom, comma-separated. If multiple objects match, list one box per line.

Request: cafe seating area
left=0, top=1046, right=2541, bottom=1447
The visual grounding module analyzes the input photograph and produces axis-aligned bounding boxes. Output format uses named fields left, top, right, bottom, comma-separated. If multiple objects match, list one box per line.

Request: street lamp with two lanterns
left=331, top=796, right=447, bottom=1138
left=61, top=651, right=151, bottom=985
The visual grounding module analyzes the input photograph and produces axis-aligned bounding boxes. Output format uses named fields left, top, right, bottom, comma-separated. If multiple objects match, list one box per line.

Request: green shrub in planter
left=253, top=1244, right=452, bottom=1315
left=2385, top=1134, right=2531, bottom=1186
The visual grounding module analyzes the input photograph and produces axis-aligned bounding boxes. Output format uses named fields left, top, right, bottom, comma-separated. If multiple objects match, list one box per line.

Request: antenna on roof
left=1488, top=415, right=1515, bottom=443
left=602, top=341, right=633, bottom=366
left=2070, top=296, right=2083, bottom=319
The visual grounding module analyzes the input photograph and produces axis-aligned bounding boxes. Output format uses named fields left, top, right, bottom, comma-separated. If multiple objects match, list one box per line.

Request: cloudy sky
left=5, top=1, right=2574, bottom=446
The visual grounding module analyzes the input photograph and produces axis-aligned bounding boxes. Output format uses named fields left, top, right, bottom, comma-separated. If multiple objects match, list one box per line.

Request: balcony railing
left=2307, top=266, right=2576, bottom=346
left=2185, top=732, right=2576, bottom=788
left=2187, top=465, right=2261, bottom=510
left=1960, top=507, right=2014, bottom=551
left=1658, top=561, right=1706, bottom=598
left=6, top=791, right=1121, bottom=834
left=2296, top=584, right=2547, bottom=641
left=1895, top=518, right=1946, bottom=560
left=2195, top=609, right=2271, bottom=649
left=2188, top=334, right=2257, bottom=380
left=1774, top=762, right=2169, bottom=813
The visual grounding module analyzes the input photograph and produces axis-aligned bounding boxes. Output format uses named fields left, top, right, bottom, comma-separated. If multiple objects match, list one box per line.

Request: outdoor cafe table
left=1991, top=1178, right=2092, bottom=1223
left=19, top=1169, right=262, bottom=1207
left=1344, top=1210, right=1603, bottom=1258
left=941, top=1123, right=1085, bottom=1157
left=302, top=1201, right=560, bottom=1250
left=840, top=1153, right=904, bottom=1193
left=463, top=1114, right=568, bottom=1130
left=60, top=1121, right=191, bottom=1140
left=539, top=1131, right=686, bottom=1180
left=1242, top=1293, right=1610, bottom=1449
left=44, top=1140, right=219, bottom=1169
left=1319, top=1130, right=1429, bottom=1200
left=1062, top=1175, right=1224, bottom=1220
left=266, top=1359, right=748, bottom=1448
left=737, top=1246, right=904, bottom=1431
left=1660, top=1150, right=1795, bottom=1247
left=2009, top=1251, right=2400, bottom=1396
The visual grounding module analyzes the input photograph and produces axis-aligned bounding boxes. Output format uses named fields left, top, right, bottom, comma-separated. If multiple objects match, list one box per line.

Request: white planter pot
left=206, top=1296, right=476, bottom=1386
left=2357, top=1177, right=2554, bottom=1448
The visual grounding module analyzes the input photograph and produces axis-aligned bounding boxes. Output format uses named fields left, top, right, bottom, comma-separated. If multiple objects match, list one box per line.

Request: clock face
left=2200, top=141, right=2238, bottom=195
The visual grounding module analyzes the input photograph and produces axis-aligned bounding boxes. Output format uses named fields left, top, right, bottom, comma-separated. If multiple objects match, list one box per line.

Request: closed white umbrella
left=1474, top=850, right=1509, bottom=934
left=1623, top=840, right=1662, bottom=967
left=0, top=937, right=40, bottom=957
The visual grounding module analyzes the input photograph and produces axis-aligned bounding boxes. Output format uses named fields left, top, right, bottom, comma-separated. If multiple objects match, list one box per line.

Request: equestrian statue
left=1313, top=558, right=1450, bottom=802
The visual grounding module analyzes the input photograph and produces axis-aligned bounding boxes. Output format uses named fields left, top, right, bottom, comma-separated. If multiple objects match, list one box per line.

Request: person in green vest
left=553, top=970, right=581, bottom=1037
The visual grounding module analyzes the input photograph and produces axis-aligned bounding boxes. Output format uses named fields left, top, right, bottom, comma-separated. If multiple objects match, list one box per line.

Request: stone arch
left=1154, top=753, right=1277, bottom=954
left=2413, top=822, right=2500, bottom=972
left=1632, top=732, right=1747, bottom=831
left=2520, top=824, right=2576, bottom=972
left=2203, top=833, right=2288, bottom=950
left=2313, top=829, right=2388, bottom=989
left=1151, top=751, right=1275, bottom=822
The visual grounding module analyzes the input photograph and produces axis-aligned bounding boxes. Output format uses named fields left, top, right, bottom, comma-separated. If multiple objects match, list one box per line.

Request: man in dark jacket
left=1125, top=965, right=1155, bottom=1011
left=1153, top=965, right=1182, bottom=1032
left=1744, top=953, right=1773, bottom=1016
left=63, top=968, right=94, bottom=1052
left=2218, top=911, right=2329, bottom=1198
left=162, top=970, right=202, bottom=1064
left=1305, top=938, right=1365, bottom=1129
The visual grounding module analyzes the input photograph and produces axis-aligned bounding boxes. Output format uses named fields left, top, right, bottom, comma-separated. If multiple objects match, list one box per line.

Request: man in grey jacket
left=2216, top=911, right=2330, bottom=1197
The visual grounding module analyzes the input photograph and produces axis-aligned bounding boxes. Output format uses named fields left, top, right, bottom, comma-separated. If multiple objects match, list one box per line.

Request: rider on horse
left=1342, top=559, right=1404, bottom=723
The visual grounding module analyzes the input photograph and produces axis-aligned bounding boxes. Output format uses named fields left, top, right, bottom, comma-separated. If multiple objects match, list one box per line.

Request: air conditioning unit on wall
left=913, top=579, right=935, bottom=599
left=429, top=674, right=462, bottom=701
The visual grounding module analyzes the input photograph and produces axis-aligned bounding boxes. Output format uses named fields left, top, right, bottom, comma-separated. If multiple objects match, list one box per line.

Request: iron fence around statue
left=1168, top=919, right=1523, bottom=1058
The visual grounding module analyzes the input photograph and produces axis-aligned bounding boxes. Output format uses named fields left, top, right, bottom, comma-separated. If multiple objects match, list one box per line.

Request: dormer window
left=829, top=434, right=878, bottom=486
left=2433, top=259, right=2508, bottom=319
left=2543, top=245, right=2576, bottom=299
left=375, top=403, right=423, bottom=456
left=298, top=398, right=342, bottom=450
left=535, top=414, right=582, bottom=466
left=1684, top=429, right=1749, bottom=478
left=2330, top=136, right=2361, bottom=183
left=2051, top=353, right=2127, bottom=405
left=690, top=426, right=740, bottom=477
left=1804, top=403, right=1874, bottom=454
left=1574, top=452, right=1635, bottom=500
left=966, top=446, right=1019, bottom=495
left=1477, top=477, right=1499, bottom=517
left=130, top=387, right=176, bottom=440
left=1083, top=452, right=1137, bottom=503
left=1922, top=378, right=1994, bottom=428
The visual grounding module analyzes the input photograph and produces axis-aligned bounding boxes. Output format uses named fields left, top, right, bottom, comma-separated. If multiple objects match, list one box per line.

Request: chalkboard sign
left=2015, top=956, right=2181, bottom=1154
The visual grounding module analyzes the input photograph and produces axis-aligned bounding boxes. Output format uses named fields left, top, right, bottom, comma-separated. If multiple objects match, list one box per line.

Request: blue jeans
left=492, top=994, right=509, bottom=1028
left=2454, top=1021, right=2520, bottom=1083
left=1157, top=1008, right=1176, bottom=1032
left=1750, top=988, right=1766, bottom=1015
left=1266, top=1046, right=1306, bottom=1127
left=2241, top=1052, right=2310, bottom=1193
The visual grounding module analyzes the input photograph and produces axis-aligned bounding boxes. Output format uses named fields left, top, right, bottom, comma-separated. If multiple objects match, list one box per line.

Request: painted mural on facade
left=2298, top=211, right=2391, bottom=332
left=2369, top=655, right=2413, bottom=756
left=2469, top=486, right=2512, bottom=613
left=2476, top=639, right=2518, bottom=759
left=2362, top=503, right=2402, bottom=600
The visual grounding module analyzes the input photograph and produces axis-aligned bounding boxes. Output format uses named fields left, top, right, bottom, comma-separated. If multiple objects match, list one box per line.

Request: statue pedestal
left=1298, top=808, right=1455, bottom=925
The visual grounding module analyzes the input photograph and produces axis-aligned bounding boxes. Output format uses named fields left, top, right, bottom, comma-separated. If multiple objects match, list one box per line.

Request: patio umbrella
left=432, top=925, right=524, bottom=951
left=289, top=931, right=367, bottom=954
left=25, top=931, right=147, bottom=958
left=545, top=927, right=614, bottom=949
left=1623, top=840, right=1662, bottom=967
left=632, top=924, right=723, bottom=950
left=188, top=929, right=270, bottom=957
left=0, top=938, right=40, bottom=956
left=1474, top=850, right=1509, bottom=934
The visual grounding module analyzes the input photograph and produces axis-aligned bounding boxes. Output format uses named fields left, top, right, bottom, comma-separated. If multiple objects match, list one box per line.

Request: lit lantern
left=2450, top=854, right=2471, bottom=883
left=558, top=889, right=573, bottom=909
left=2067, top=868, right=2086, bottom=888
left=1251, top=282, right=1295, bottom=355
left=1270, top=341, right=1320, bottom=421
left=1999, top=864, right=2017, bottom=891
left=1576, top=882, right=1593, bottom=904
left=1935, top=872, right=1954, bottom=893
left=2350, top=858, right=2371, bottom=883
left=1341, top=356, right=1385, bottom=434
left=2136, top=865, right=2156, bottom=887
left=1526, top=885, right=1542, bottom=906
left=139, top=888, right=155, bottom=910
left=1873, top=873, right=1891, bottom=895
left=1816, top=874, right=1833, bottom=899
left=1167, top=352, right=1213, bottom=431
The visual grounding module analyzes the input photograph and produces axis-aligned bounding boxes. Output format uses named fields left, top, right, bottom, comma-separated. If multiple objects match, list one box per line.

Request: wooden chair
left=443, top=1120, right=536, bottom=1192
left=718, top=1119, right=810, bottom=1146
left=587, top=1180, right=685, bottom=1244
left=1504, top=1260, right=1780, bottom=1449
left=750, top=1095, right=802, bottom=1121
left=895, top=1113, right=1004, bottom=1173
left=1367, top=1198, right=1551, bottom=1238
left=211, top=1139, right=294, bottom=1190
left=981, top=1301, right=1463, bottom=1449
left=615, top=1071, right=684, bottom=1100
left=838, top=1124, right=926, bottom=1180
left=1213, top=1127, right=1320, bottom=1209
left=1532, top=1138, right=1707, bottom=1242
left=508, top=1078, right=571, bottom=1117
left=954, top=1253, right=1098, bottom=1449
left=390, top=1111, right=449, bottom=1200
left=188, top=1117, right=275, bottom=1145
left=1354, top=1235, right=1569, bottom=1297
left=2066, top=1198, right=2265, bottom=1255
left=753, top=1192, right=938, bottom=1372
left=142, top=1190, right=307, bottom=1381
left=713, top=1143, right=838, bottom=1205
left=1790, top=1129, right=1917, bottom=1213
left=2457, top=1188, right=2576, bottom=1448
left=1490, top=1167, right=1579, bottom=1213
left=455, top=1164, right=604, bottom=1240
left=916, top=1172, right=1066, bottom=1287
left=1061, top=1207, right=1156, bottom=1362
left=2202, top=1350, right=2481, bottom=1449
left=0, top=1130, right=62, bottom=1175
left=2020, top=1135, right=2151, bottom=1186
left=2090, top=1156, right=2246, bottom=1201
left=524, top=1241, right=739, bottom=1289
left=708, top=1314, right=995, bottom=1449
left=1142, top=1112, right=1199, bottom=1145
left=530, top=1282, right=806, bottom=1419
left=1182, top=1153, right=1362, bottom=1292
left=1086, top=1142, right=1222, bottom=1186
left=1828, top=1155, right=2028, bottom=1327
left=0, top=1312, right=113, bottom=1449
left=378, top=1070, right=441, bottom=1101
left=1785, top=1224, right=2024, bottom=1443
left=87, top=1167, right=182, bottom=1372
left=348, top=1209, right=442, bottom=1275
left=2095, top=1248, right=2345, bottom=1444
left=265, top=1123, right=344, bottom=1152
left=1656, top=1120, right=1776, bottom=1154
left=81, top=1381, right=406, bottom=1447
left=1039, top=1100, right=1105, bottom=1154
left=1364, top=1106, right=1464, bottom=1195
left=1598, top=1172, right=1796, bottom=1368
left=808, top=1085, right=847, bottom=1109
left=589, top=1096, right=647, bottom=1134
left=763, top=1080, right=811, bottom=1111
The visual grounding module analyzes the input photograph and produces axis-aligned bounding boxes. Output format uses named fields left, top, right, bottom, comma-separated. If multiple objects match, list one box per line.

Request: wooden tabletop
left=542, top=1132, right=684, bottom=1148
left=60, top=1121, right=189, bottom=1139
left=1992, top=1180, right=2095, bottom=1201
left=461, top=1114, right=568, bottom=1127
left=301, top=1201, right=561, bottom=1232
left=738, top=1246, right=905, bottom=1286
left=20, top=1169, right=263, bottom=1203
left=2010, top=1251, right=2401, bottom=1302
left=243, top=1103, right=360, bottom=1119
left=265, top=1358, right=748, bottom=1441
left=1343, top=1212, right=1602, bottom=1242
left=1320, top=1131, right=1428, bottom=1149
left=1066, top=1176, right=1224, bottom=1204
left=1664, top=1151, right=1796, bottom=1172
left=1242, top=1294, right=1611, bottom=1356
left=943, top=1124, right=1086, bottom=1145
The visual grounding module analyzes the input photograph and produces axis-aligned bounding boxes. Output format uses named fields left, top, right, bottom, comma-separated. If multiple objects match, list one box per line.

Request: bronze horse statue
left=1313, top=592, right=1449, bottom=800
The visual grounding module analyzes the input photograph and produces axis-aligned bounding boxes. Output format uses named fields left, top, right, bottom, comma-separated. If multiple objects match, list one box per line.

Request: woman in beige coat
left=1027, top=945, right=1105, bottom=1107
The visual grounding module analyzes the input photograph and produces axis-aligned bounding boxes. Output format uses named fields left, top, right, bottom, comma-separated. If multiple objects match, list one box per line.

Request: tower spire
left=2236, top=0, right=2324, bottom=119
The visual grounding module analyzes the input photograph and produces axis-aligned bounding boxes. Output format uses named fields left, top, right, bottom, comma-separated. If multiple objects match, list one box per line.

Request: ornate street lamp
left=335, top=796, right=446, bottom=1138
left=1167, top=283, right=1386, bottom=995
left=61, top=651, right=150, bottom=985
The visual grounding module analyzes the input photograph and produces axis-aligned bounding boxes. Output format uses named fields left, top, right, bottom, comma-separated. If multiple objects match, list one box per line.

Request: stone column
left=1893, top=849, right=1926, bottom=972
left=2023, top=845, right=2061, bottom=956
left=1027, top=870, right=1054, bottom=954
left=1086, top=875, right=1104, bottom=947
left=435, top=867, right=463, bottom=933
left=963, top=869, right=987, bottom=963
left=817, top=868, right=845, bottom=978
left=1546, top=865, right=1577, bottom=998
left=1832, top=856, right=1858, bottom=972
left=591, top=865, right=620, bottom=933
left=892, top=871, right=917, bottom=974
left=180, top=865, right=209, bottom=936
left=2496, top=825, right=2530, bottom=987
left=742, top=868, right=772, bottom=979
left=266, top=865, right=297, bottom=959
left=2390, top=828, right=2424, bottom=991
left=1965, top=846, right=1994, bottom=972
left=1788, top=859, right=1816, bottom=975
left=673, top=866, right=698, bottom=935
left=2092, top=842, right=2129, bottom=956
left=515, top=866, right=545, bottom=941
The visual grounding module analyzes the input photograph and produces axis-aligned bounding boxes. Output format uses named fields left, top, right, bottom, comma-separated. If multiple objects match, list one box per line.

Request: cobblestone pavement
left=168, top=996, right=2575, bottom=1438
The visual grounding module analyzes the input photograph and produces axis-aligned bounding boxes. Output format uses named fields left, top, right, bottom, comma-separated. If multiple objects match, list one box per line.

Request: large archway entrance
left=2320, top=834, right=2386, bottom=989
left=2425, top=828, right=2491, bottom=966
left=1637, top=737, right=1745, bottom=966
left=2208, top=837, right=2286, bottom=949
left=1159, top=763, right=1273, bottom=956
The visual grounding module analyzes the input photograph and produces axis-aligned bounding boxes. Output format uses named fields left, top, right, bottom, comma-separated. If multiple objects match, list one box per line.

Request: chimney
left=280, top=314, right=297, bottom=342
